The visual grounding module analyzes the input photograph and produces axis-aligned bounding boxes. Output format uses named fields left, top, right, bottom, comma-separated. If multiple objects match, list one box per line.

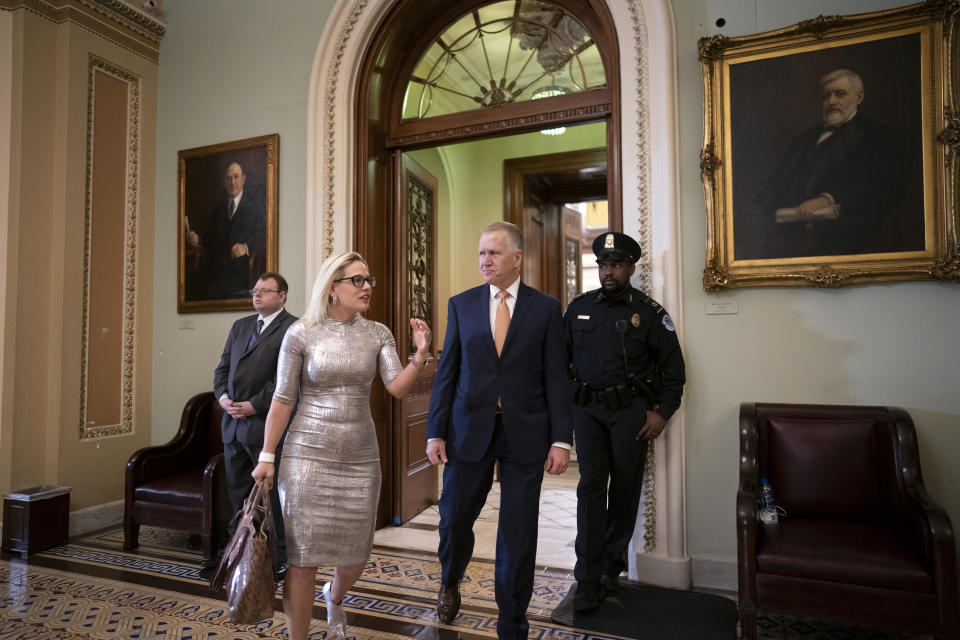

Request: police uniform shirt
left=564, top=285, right=685, bottom=420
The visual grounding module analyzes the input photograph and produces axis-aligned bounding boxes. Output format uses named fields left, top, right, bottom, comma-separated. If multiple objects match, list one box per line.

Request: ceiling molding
left=0, top=0, right=166, bottom=62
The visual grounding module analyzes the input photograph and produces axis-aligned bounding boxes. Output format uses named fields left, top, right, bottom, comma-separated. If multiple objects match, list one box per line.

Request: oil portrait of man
left=729, top=34, right=925, bottom=261
left=179, top=137, right=276, bottom=312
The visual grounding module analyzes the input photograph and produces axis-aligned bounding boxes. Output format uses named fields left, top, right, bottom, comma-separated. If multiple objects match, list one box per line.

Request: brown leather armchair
left=124, top=392, right=231, bottom=566
left=738, top=402, right=959, bottom=640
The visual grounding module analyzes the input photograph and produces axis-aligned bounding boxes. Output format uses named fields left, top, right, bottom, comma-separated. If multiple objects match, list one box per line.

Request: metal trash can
left=2, top=485, right=71, bottom=555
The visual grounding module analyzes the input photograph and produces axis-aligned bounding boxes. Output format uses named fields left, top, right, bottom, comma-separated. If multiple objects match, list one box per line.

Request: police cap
left=592, top=232, right=641, bottom=263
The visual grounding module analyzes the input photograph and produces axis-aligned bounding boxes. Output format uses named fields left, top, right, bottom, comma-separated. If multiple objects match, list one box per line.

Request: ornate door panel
left=393, top=154, right=439, bottom=524
left=561, top=205, right=583, bottom=307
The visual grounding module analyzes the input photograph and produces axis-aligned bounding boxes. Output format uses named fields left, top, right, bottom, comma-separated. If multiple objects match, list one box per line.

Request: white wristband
left=258, top=451, right=275, bottom=464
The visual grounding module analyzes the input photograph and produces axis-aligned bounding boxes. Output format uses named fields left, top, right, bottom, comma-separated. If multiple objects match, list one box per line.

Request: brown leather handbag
left=209, top=481, right=277, bottom=624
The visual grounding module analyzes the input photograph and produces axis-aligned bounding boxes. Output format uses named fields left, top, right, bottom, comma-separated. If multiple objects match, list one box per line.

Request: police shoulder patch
left=642, top=295, right=663, bottom=313
left=661, top=313, right=675, bottom=332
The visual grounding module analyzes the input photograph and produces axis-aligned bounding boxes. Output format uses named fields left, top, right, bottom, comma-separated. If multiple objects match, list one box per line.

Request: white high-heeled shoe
left=323, top=581, right=348, bottom=640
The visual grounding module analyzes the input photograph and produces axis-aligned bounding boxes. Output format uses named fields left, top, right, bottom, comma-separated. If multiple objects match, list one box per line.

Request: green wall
left=409, top=123, right=606, bottom=341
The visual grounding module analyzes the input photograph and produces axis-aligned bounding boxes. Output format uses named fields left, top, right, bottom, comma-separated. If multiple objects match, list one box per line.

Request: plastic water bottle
left=759, top=478, right=778, bottom=524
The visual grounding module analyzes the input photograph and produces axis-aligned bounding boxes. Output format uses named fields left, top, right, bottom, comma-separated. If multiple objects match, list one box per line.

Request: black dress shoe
left=274, top=562, right=288, bottom=582
left=572, top=580, right=604, bottom=612
left=437, top=583, right=461, bottom=624
left=600, top=573, right=621, bottom=594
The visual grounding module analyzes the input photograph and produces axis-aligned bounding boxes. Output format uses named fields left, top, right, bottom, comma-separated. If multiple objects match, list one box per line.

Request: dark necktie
left=248, top=319, right=263, bottom=347
left=228, top=199, right=236, bottom=220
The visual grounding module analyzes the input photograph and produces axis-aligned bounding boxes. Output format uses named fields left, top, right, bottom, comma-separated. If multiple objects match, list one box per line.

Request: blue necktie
left=248, top=319, right=263, bottom=348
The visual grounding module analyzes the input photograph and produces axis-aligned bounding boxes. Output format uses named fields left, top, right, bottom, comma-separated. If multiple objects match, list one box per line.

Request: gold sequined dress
left=272, top=314, right=403, bottom=567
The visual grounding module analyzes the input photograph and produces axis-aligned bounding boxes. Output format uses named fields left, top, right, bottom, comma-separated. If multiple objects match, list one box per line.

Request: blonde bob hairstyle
left=303, top=251, right=369, bottom=327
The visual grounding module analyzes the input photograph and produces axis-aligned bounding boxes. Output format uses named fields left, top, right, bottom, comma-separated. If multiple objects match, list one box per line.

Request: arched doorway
left=355, top=0, right=622, bottom=530
left=306, top=0, right=690, bottom=589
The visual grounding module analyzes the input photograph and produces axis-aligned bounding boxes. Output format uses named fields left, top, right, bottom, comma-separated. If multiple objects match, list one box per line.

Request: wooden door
left=506, top=149, right=606, bottom=300
left=561, top=205, right=584, bottom=307
left=520, top=182, right=560, bottom=298
left=392, top=154, right=439, bottom=524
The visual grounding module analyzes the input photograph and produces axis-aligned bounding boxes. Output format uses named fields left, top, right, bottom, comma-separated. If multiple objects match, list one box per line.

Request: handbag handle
left=209, top=480, right=269, bottom=590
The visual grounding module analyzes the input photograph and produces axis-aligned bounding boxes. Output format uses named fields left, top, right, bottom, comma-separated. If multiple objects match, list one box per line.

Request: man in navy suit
left=213, top=272, right=297, bottom=576
left=426, top=221, right=572, bottom=640
left=187, top=160, right=266, bottom=298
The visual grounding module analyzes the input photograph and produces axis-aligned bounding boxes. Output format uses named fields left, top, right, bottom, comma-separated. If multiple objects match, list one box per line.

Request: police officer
left=564, top=231, right=685, bottom=611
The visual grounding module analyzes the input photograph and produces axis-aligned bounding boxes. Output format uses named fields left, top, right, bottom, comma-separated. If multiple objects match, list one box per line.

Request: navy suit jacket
left=426, top=281, right=572, bottom=465
left=213, top=308, right=297, bottom=446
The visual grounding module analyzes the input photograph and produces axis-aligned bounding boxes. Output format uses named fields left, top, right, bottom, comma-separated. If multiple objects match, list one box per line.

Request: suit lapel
left=238, top=316, right=258, bottom=358
left=256, top=309, right=286, bottom=345
left=501, top=282, right=532, bottom=356
left=476, top=286, right=499, bottom=361
left=240, top=309, right=285, bottom=358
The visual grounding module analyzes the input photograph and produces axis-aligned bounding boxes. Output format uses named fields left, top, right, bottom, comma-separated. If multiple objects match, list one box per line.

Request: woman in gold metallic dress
left=252, top=251, right=432, bottom=640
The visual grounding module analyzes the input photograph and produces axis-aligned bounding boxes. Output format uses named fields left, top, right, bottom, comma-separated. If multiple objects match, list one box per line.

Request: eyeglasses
left=334, top=275, right=377, bottom=288
left=249, top=288, right=283, bottom=296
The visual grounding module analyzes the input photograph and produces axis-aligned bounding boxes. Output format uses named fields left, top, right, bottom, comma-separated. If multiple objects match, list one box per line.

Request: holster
left=573, top=382, right=592, bottom=406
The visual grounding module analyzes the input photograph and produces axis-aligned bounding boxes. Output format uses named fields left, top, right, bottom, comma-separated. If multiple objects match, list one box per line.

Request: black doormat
left=551, top=582, right=738, bottom=640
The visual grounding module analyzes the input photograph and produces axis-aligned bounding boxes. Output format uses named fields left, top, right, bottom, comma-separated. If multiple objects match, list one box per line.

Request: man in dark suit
left=736, top=68, right=915, bottom=259
left=187, top=160, right=266, bottom=298
left=213, top=271, right=296, bottom=576
left=426, top=221, right=572, bottom=640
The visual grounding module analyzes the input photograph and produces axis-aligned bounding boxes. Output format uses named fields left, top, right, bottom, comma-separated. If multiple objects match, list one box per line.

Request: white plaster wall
left=152, top=0, right=335, bottom=443
left=675, top=0, right=960, bottom=579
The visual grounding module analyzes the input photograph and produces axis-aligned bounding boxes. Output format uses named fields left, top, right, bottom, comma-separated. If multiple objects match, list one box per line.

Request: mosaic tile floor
left=0, top=471, right=935, bottom=640
left=3, top=525, right=595, bottom=640
left=0, top=558, right=433, bottom=640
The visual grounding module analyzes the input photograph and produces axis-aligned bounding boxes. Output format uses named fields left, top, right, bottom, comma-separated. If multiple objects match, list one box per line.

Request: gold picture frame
left=699, top=1, right=960, bottom=290
left=177, top=134, right=279, bottom=312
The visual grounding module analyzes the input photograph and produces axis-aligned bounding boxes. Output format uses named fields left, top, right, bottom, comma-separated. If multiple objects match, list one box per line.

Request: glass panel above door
left=402, top=0, right=606, bottom=120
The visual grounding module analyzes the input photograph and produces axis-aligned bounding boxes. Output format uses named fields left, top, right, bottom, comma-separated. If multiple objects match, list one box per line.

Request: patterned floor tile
left=1, top=473, right=935, bottom=640
left=0, top=562, right=410, bottom=640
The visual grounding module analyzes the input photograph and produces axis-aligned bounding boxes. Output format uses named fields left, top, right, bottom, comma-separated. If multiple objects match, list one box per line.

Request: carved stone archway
left=305, top=0, right=689, bottom=588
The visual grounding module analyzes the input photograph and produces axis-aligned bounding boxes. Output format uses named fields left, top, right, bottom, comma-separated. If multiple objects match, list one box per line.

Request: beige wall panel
left=55, top=25, right=157, bottom=510
left=2, top=6, right=157, bottom=508
left=11, top=10, right=59, bottom=491
left=0, top=9, right=17, bottom=499
left=85, top=70, right=127, bottom=429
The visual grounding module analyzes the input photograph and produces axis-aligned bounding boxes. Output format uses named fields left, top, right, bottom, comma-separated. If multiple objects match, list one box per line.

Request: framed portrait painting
left=178, top=134, right=279, bottom=312
left=699, top=2, right=960, bottom=289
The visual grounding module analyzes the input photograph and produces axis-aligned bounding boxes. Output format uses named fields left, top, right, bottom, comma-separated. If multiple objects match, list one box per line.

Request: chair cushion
left=767, top=416, right=878, bottom=519
left=756, top=517, right=932, bottom=593
left=133, top=471, right=204, bottom=507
